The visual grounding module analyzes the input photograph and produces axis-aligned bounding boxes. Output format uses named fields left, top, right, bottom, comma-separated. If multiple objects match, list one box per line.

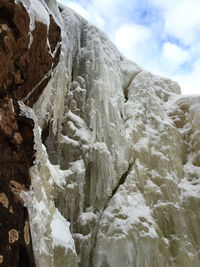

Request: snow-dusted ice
left=17, top=0, right=200, bottom=266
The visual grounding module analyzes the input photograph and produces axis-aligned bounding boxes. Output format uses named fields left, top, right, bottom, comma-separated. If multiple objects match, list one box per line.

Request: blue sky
left=59, top=0, right=200, bottom=95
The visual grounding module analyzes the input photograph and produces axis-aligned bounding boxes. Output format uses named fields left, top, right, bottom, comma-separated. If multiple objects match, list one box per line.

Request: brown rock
left=0, top=97, right=18, bottom=135
left=9, top=180, right=25, bottom=205
left=0, top=255, right=3, bottom=263
left=0, top=0, right=61, bottom=266
left=9, top=206, right=13, bottom=214
left=0, top=0, right=61, bottom=106
left=13, top=132, right=23, bottom=144
left=0, top=193, right=9, bottom=208
left=48, top=15, right=61, bottom=66
left=24, top=221, right=30, bottom=245
left=9, top=181, right=23, bottom=192
left=13, top=70, right=24, bottom=85
left=8, top=229, right=19, bottom=244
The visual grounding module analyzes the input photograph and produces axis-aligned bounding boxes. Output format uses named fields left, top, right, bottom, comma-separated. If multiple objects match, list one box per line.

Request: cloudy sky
left=59, top=0, right=200, bottom=95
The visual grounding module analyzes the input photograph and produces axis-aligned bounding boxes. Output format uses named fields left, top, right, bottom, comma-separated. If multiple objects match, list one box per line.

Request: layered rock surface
left=0, top=1, right=200, bottom=267
left=0, top=0, right=61, bottom=266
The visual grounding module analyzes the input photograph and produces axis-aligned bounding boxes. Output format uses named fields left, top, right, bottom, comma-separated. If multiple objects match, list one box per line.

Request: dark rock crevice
left=89, top=161, right=135, bottom=267
left=111, top=166, right=131, bottom=197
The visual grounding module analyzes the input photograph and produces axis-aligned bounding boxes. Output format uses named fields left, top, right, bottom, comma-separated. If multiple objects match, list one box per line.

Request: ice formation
left=4, top=0, right=200, bottom=266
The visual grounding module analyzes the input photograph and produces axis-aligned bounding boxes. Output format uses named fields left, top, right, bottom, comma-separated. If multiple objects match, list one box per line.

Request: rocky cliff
left=0, top=1, right=200, bottom=267
left=0, top=0, right=61, bottom=266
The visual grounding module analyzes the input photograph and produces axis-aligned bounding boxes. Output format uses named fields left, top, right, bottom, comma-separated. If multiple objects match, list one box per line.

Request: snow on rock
left=15, top=0, right=50, bottom=48
left=15, top=0, right=200, bottom=266
left=16, top=0, right=50, bottom=29
left=51, top=209, right=79, bottom=266
left=51, top=209, right=75, bottom=251
left=20, top=102, right=79, bottom=267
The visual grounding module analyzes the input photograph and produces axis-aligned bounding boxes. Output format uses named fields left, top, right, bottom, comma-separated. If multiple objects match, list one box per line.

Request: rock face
left=0, top=0, right=61, bottom=266
left=1, top=1, right=200, bottom=267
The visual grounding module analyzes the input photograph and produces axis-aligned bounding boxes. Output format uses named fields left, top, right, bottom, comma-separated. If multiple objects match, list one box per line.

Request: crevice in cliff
left=80, top=26, right=86, bottom=48
left=123, top=71, right=141, bottom=102
left=83, top=162, right=92, bottom=209
left=89, top=161, right=135, bottom=266
left=111, top=161, right=135, bottom=199
left=111, top=168, right=130, bottom=197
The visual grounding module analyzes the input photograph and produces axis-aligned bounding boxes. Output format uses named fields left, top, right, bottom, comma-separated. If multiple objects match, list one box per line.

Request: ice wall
left=19, top=1, right=200, bottom=266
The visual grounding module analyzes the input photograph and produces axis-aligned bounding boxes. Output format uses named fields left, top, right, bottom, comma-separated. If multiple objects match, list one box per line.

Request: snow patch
left=51, top=209, right=76, bottom=253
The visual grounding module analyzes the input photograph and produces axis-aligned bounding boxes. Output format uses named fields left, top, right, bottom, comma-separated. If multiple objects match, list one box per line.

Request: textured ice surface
left=19, top=0, right=200, bottom=266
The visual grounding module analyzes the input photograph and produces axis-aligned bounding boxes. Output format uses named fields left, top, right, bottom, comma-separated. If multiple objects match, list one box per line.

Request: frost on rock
left=19, top=102, right=78, bottom=267
left=17, top=1, right=200, bottom=266
left=15, top=0, right=50, bottom=48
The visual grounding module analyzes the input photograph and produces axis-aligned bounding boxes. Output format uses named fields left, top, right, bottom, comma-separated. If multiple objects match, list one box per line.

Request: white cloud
left=115, top=24, right=152, bottom=51
left=87, top=0, right=136, bottom=18
left=162, top=42, right=189, bottom=70
left=174, top=60, right=200, bottom=95
left=151, top=0, right=200, bottom=45
left=114, top=24, right=154, bottom=65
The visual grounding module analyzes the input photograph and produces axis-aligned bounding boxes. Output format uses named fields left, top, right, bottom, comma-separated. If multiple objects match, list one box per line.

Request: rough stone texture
left=0, top=0, right=61, bottom=266
left=0, top=0, right=61, bottom=106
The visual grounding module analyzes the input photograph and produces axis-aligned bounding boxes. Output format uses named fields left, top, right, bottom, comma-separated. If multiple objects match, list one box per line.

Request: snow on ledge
left=50, top=208, right=76, bottom=254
